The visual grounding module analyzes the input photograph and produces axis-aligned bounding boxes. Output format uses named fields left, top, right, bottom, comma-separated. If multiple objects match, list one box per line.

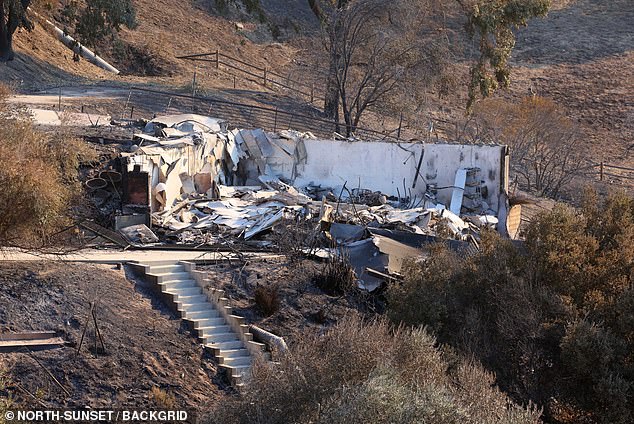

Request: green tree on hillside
left=0, top=0, right=136, bottom=62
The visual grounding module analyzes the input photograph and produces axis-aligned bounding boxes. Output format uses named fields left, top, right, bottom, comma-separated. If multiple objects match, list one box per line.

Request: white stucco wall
left=287, top=140, right=508, bottom=213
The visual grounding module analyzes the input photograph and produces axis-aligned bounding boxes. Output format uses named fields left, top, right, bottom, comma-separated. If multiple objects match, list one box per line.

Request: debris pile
left=153, top=178, right=313, bottom=243
left=80, top=112, right=513, bottom=290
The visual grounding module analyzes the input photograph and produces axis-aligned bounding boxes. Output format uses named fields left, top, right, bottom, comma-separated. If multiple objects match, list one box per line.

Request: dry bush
left=314, top=248, right=356, bottom=295
left=474, top=96, right=585, bottom=198
left=560, top=319, right=632, bottom=424
left=0, top=83, right=88, bottom=249
left=387, top=244, right=462, bottom=332
left=207, top=316, right=541, bottom=424
left=387, top=193, right=634, bottom=423
left=254, top=284, right=280, bottom=316
left=149, top=386, right=176, bottom=409
left=272, top=218, right=323, bottom=264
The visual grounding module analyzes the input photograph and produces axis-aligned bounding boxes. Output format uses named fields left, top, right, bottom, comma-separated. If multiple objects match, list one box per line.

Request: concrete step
left=159, top=272, right=194, bottom=282
left=192, top=317, right=225, bottom=329
left=167, top=287, right=202, bottom=296
left=185, top=310, right=221, bottom=320
left=179, top=302, right=213, bottom=312
left=203, top=333, right=240, bottom=344
left=175, top=294, right=208, bottom=304
left=219, top=348, right=250, bottom=358
left=160, top=280, right=198, bottom=291
left=248, top=341, right=266, bottom=352
left=206, top=340, right=245, bottom=351
left=220, top=364, right=252, bottom=378
left=222, top=356, right=252, bottom=367
left=148, top=264, right=186, bottom=274
left=198, top=325, right=232, bottom=336
left=133, top=260, right=180, bottom=267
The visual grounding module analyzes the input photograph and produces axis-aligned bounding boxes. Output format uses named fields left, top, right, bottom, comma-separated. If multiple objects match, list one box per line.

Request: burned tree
left=308, top=0, right=551, bottom=130
left=475, top=96, right=585, bottom=198
left=0, top=0, right=32, bottom=61
left=309, top=0, right=451, bottom=136
left=308, top=0, right=345, bottom=122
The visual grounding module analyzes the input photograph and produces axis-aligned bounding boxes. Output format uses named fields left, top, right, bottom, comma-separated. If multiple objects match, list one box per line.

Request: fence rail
left=176, top=49, right=457, bottom=139
left=177, top=50, right=321, bottom=104
left=126, top=86, right=406, bottom=141
left=591, top=162, right=634, bottom=182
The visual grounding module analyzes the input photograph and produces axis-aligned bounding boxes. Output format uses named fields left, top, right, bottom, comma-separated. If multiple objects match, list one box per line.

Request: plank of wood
left=0, top=336, right=65, bottom=352
left=0, top=331, right=57, bottom=341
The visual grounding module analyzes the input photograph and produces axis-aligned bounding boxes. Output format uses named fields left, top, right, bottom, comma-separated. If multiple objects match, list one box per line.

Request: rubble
left=81, top=112, right=513, bottom=290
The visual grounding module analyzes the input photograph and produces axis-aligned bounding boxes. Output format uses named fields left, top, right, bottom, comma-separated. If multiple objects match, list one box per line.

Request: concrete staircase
left=129, top=260, right=266, bottom=385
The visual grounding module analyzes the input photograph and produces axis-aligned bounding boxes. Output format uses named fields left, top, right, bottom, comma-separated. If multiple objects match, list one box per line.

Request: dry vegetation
left=388, top=190, right=634, bottom=423
left=469, top=96, right=587, bottom=198
left=0, top=83, right=95, bottom=249
left=208, top=316, right=542, bottom=424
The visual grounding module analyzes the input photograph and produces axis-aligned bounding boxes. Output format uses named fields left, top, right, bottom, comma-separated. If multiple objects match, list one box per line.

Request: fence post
left=58, top=87, right=62, bottom=111
left=215, top=49, right=219, bottom=69
left=600, top=162, right=604, bottom=181
left=264, top=67, right=268, bottom=87
left=310, top=84, right=314, bottom=104
left=123, top=88, right=132, bottom=119
left=397, top=113, right=403, bottom=140
left=273, top=108, right=278, bottom=132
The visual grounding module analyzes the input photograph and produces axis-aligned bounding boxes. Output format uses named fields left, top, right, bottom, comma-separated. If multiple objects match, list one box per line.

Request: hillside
left=1, top=0, right=632, bottom=180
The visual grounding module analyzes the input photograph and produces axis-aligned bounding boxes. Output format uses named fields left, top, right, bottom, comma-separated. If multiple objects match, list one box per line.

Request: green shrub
left=386, top=193, right=634, bottom=423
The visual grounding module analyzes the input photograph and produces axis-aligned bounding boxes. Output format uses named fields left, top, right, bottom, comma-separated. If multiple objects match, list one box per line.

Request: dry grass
left=0, top=83, right=90, bottom=249
left=149, top=386, right=176, bottom=409
left=208, top=315, right=542, bottom=424
left=254, top=284, right=280, bottom=316
left=314, top=248, right=356, bottom=295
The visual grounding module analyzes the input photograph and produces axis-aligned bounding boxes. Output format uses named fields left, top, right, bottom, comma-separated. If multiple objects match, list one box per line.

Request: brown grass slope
left=0, top=0, right=631, bottom=175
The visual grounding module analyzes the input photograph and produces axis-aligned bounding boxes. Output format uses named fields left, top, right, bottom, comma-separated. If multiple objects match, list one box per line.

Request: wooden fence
left=177, top=50, right=321, bottom=105
left=591, top=162, right=634, bottom=182
left=126, top=86, right=405, bottom=141
left=176, top=49, right=455, bottom=139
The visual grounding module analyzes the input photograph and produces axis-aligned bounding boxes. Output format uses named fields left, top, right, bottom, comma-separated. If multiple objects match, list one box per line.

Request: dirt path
left=0, top=248, right=279, bottom=264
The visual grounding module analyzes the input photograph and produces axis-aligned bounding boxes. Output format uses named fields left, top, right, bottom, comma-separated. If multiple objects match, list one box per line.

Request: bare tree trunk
left=324, top=11, right=342, bottom=129
left=0, top=33, right=13, bottom=62
left=0, top=1, right=13, bottom=61
left=0, top=0, right=32, bottom=62
left=324, top=45, right=340, bottom=123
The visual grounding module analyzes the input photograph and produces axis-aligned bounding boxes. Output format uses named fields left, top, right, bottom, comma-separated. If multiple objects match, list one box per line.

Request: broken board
left=0, top=331, right=65, bottom=352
